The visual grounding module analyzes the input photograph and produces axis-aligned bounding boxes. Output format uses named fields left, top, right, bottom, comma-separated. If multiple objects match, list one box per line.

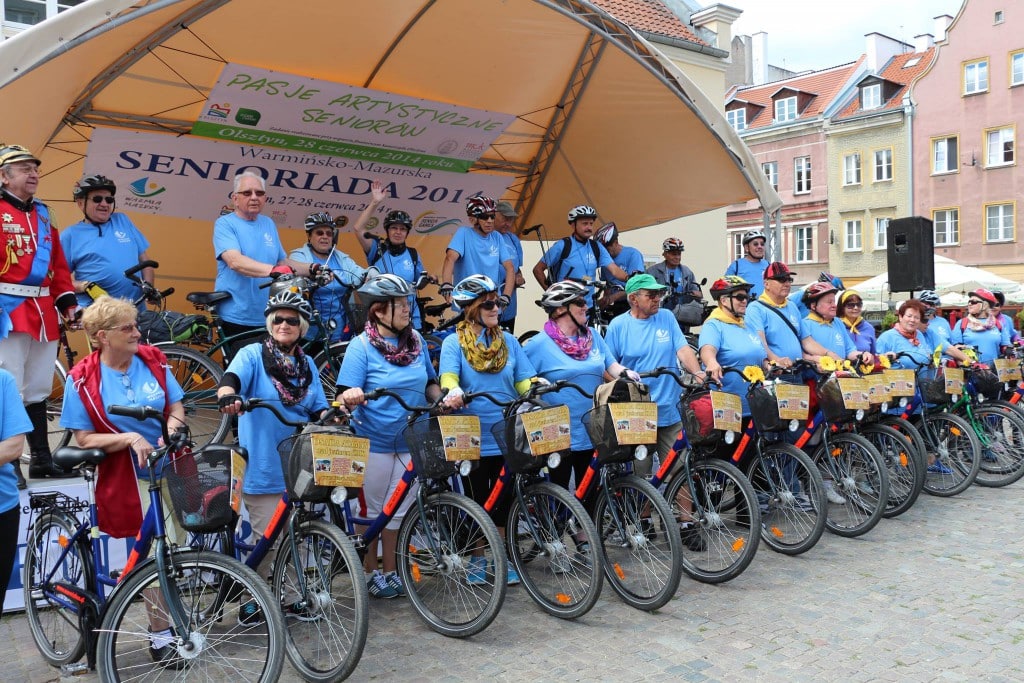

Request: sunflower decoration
left=818, top=356, right=838, bottom=372
left=743, top=365, right=766, bottom=384
left=878, top=354, right=891, bottom=369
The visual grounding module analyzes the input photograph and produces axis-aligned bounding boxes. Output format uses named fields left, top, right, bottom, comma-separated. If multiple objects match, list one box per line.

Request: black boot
left=26, top=401, right=74, bottom=479
left=14, top=460, right=26, bottom=490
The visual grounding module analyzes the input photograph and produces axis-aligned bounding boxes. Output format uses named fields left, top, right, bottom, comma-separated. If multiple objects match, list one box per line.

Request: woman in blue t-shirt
left=949, top=289, right=1011, bottom=364
left=337, top=274, right=441, bottom=599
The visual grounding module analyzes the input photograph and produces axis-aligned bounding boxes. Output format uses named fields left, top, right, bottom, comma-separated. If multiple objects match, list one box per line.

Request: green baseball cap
left=625, top=273, right=668, bottom=295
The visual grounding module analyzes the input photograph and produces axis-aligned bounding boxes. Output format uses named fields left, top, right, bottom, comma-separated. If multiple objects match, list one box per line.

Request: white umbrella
left=853, top=256, right=1021, bottom=301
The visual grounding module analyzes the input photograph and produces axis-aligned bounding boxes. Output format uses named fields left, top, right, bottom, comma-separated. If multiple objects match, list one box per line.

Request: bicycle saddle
left=52, top=447, right=107, bottom=470
left=186, top=291, right=232, bottom=307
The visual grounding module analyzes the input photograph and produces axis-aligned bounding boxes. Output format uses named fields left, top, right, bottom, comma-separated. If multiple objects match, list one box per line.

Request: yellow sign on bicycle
left=437, top=415, right=481, bottom=461
left=607, top=403, right=658, bottom=445
left=865, top=374, right=890, bottom=404
left=944, top=367, right=964, bottom=396
left=230, top=449, right=246, bottom=514
left=885, top=369, right=916, bottom=397
left=710, top=392, right=742, bottom=432
left=310, top=433, right=369, bottom=487
left=774, top=383, right=811, bottom=420
left=519, top=405, right=571, bottom=456
left=994, top=358, right=1022, bottom=383
left=837, top=378, right=870, bottom=409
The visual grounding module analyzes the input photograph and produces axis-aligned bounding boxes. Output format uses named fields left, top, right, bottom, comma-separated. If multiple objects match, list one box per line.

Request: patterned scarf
left=456, top=320, right=508, bottom=373
left=365, top=322, right=421, bottom=366
left=895, top=323, right=921, bottom=347
left=260, top=337, right=312, bottom=406
left=544, top=319, right=593, bottom=360
left=965, top=313, right=996, bottom=333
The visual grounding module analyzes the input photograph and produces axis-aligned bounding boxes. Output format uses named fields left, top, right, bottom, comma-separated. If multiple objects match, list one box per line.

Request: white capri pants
left=0, top=333, right=58, bottom=403
left=359, top=451, right=418, bottom=531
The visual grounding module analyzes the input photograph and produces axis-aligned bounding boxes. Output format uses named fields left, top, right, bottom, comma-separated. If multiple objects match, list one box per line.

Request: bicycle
left=22, top=407, right=285, bottom=680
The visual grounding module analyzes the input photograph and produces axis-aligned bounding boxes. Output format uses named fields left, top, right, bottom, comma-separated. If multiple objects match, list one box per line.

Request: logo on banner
left=235, top=108, right=261, bottom=126
left=128, top=177, right=166, bottom=198
left=206, top=103, right=231, bottom=119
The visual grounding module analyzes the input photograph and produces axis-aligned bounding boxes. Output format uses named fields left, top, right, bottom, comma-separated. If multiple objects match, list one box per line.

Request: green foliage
left=881, top=310, right=898, bottom=332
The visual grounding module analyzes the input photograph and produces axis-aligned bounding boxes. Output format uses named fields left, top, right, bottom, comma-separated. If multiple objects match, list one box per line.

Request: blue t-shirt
left=289, top=244, right=366, bottom=341
left=213, top=213, right=287, bottom=326
left=844, top=318, right=877, bottom=354
left=61, top=213, right=151, bottom=310
left=540, top=238, right=614, bottom=307
left=745, top=298, right=804, bottom=362
left=447, top=226, right=512, bottom=291
left=927, top=315, right=952, bottom=346
left=604, top=309, right=686, bottom=427
left=949, top=318, right=1010, bottom=364
left=61, top=355, right=185, bottom=477
left=724, top=258, right=769, bottom=298
left=0, top=370, right=32, bottom=514
left=225, top=343, right=328, bottom=494
left=523, top=329, right=617, bottom=451
left=998, top=312, right=1021, bottom=342
left=336, top=331, right=437, bottom=453
left=496, top=231, right=523, bottom=322
left=602, top=245, right=645, bottom=289
left=801, top=315, right=855, bottom=358
left=698, top=319, right=767, bottom=415
left=876, top=329, right=933, bottom=370
left=439, top=331, right=535, bottom=457
left=366, top=241, right=424, bottom=329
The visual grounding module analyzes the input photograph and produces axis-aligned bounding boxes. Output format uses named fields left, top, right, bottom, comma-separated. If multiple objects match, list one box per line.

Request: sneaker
left=794, top=494, right=816, bottom=512
left=824, top=481, right=847, bottom=505
left=367, top=570, right=399, bottom=599
left=384, top=571, right=406, bottom=597
left=148, top=628, right=183, bottom=670
left=982, top=449, right=999, bottom=463
left=856, top=479, right=875, bottom=495
left=927, top=460, right=953, bottom=475
left=679, top=525, right=707, bottom=552
left=506, top=564, right=521, bottom=586
left=466, top=556, right=488, bottom=586
left=237, top=600, right=265, bottom=626
left=574, top=541, right=592, bottom=566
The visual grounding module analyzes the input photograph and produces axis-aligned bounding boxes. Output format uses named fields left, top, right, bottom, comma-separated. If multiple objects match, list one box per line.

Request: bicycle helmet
left=818, top=271, right=845, bottom=288
left=662, top=237, right=685, bottom=252
left=802, top=281, right=839, bottom=305
left=741, top=230, right=766, bottom=246
left=264, top=289, right=312, bottom=321
left=303, top=211, right=334, bottom=232
left=384, top=209, right=413, bottom=229
left=451, top=274, right=498, bottom=306
left=917, top=289, right=941, bottom=307
left=0, top=143, right=40, bottom=167
left=567, top=204, right=598, bottom=223
left=537, top=280, right=588, bottom=312
left=595, top=222, right=619, bottom=245
left=73, top=174, right=117, bottom=200
left=993, top=290, right=1006, bottom=307
left=709, top=276, right=753, bottom=300
left=466, top=195, right=497, bottom=218
left=357, top=273, right=413, bottom=305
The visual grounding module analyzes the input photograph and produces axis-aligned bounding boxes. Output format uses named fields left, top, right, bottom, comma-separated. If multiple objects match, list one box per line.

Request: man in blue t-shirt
left=494, top=200, right=525, bottom=333
left=440, top=196, right=515, bottom=310
left=595, top=222, right=645, bottom=316
left=724, top=230, right=769, bottom=298
left=647, top=237, right=702, bottom=333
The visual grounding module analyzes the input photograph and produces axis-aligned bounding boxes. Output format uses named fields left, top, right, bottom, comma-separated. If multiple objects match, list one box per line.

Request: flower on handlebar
left=742, top=365, right=766, bottom=383
left=818, top=356, right=838, bottom=372
left=878, top=354, right=891, bottom=369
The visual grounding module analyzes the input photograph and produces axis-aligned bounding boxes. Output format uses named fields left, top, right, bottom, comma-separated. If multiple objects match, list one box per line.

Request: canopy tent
left=0, top=0, right=781, bottom=240
left=852, top=256, right=1022, bottom=303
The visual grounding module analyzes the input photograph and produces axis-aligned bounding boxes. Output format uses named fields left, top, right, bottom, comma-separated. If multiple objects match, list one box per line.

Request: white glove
left=624, top=369, right=642, bottom=383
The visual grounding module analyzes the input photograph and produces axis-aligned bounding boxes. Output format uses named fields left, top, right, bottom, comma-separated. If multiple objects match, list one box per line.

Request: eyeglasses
left=89, top=196, right=115, bottom=205
left=273, top=315, right=301, bottom=326
left=569, top=299, right=588, bottom=308
left=236, top=189, right=267, bottom=197
left=640, top=290, right=666, bottom=299
left=310, top=229, right=334, bottom=237
left=121, top=373, right=136, bottom=404
left=479, top=300, right=504, bottom=311
left=845, top=301, right=864, bottom=308
left=968, top=299, right=984, bottom=306
left=109, top=322, right=139, bottom=333
left=730, top=293, right=750, bottom=302
left=476, top=213, right=496, bottom=221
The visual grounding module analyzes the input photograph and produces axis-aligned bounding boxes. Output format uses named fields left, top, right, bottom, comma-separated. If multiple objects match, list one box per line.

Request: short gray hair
left=233, top=170, right=266, bottom=193
left=265, top=312, right=309, bottom=336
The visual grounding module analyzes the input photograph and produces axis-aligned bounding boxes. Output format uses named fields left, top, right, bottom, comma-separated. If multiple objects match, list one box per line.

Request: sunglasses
left=769, top=276, right=795, bottom=283
left=121, top=373, right=136, bottom=404
left=478, top=300, right=504, bottom=311
left=569, top=299, right=588, bottom=308
left=477, top=213, right=496, bottom=221
left=89, top=196, right=115, bottom=205
left=730, top=293, right=750, bottom=302
left=968, top=299, right=984, bottom=305
left=273, top=315, right=301, bottom=326
left=845, top=301, right=864, bottom=308
left=237, top=189, right=267, bottom=197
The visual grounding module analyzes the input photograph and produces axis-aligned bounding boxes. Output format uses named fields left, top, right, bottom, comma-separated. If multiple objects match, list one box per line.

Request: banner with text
left=192, top=63, right=515, bottom=173
left=84, top=128, right=511, bottom=234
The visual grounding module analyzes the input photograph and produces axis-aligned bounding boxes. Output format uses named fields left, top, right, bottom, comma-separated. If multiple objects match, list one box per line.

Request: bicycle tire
left=877, top=415, right=928, bottom=477
left=970, top=404, right=1024, bottom=488
left=746, top=442, right=827, bottom=556
left=23, top=511, right=91, bottom=667
left=860, top=423, right=924, bottom=518
left=506, top=481, right=603, bottom=619
left=271, top=520, right=369, bottom=682
left=915, top=411, right=981, bottom=497
left=422, top=334, right=444, bottom=374
left=812, top=432, right=890, bottom=538
left=159, top=345, right=231, bottom=448
left=313, top=341, right=348, bottom=403
left=592, top=474, right=683, bottom=611
left=96, top=549, right=286, bottom=682
left=516, top=330, right=539, bottom=345
left=395, top=492, right=506, bottom=638
left=665, top=457, right=760, bottom=584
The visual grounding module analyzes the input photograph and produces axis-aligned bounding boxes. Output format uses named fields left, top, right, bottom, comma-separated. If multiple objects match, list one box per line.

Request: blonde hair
left=82, top=296, right=138, bottom=345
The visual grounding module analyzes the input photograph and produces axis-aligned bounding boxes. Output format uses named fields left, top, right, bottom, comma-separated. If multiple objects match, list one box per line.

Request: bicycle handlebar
left=106, top=404, right=191, bottom=468
left=363, top=387, right=446, bottom=419
left=123, top=260, right=158, bottom=279
left=239, top=397, right=345, bottom=429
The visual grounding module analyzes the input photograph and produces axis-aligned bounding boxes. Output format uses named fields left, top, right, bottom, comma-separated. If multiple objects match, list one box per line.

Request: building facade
left=1, top=0, right=84, bottom=38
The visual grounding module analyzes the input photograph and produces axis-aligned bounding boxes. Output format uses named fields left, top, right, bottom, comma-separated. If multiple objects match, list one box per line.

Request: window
left=1013, top=51, right=1024, bottom=86
left=794, top=156, right=812, bottom=194
left=843, top=153, right=861, bottom=185
left=861, top=84, right=882, bottom=110
left=995, top=10, right=1004, bottom=24
left=933, top=208, right=960, bottom=245
left=844, top=220, right=862, bottom=252
left=904, top=57, right=921, bottom=69
left=726, top=108, right=746, bottom=132
left=873, top=149, right=893, bottom=182
left=4, top=0, right=84, bottom=25
left=932, top=136, right=959, bottom=173
left=985, top=126, right=1015, bottom=166
left=774, top=96, right=797, bottom=123
left=731, top=233, right=744, bottom=261
left=874, top=218, right=889, bottom=250
left=964, top=59, right=989, bottom=94
left=795, top=226, right=813, bottom=263
left=985, top=202, right=1015, bottom=242
left=761, top=161, right=778, bottom=190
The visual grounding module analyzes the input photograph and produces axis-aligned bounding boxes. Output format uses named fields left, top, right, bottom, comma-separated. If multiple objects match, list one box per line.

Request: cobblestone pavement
left=5, top=483, right=1023, bottom=682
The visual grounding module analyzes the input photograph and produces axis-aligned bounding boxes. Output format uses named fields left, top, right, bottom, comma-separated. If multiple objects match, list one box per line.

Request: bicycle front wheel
left=860, top=423, right=924, bottom=518
left=160, top=345, right=230, bottom=447
left=665, top=457, right=760, bottom=584
left=24, top=511, right=91, bottom=667
left=96, top=549, right=286, bottom=682
left=313, top=341, right=348, bottom=403
left=396, top=492, right=507, bottom=638
left=507, top=481, right=603, bottom=619
left=272, top=519, right=368, bottom=682
left=971, top=404, right=1024, bottom=488
left=916, top=412, right=981, bottom=497
left=747, top=442, right=827, bottom=556
left=813, top=433, right=889, bottom=538
left=593, top=474, right=683, bottom=611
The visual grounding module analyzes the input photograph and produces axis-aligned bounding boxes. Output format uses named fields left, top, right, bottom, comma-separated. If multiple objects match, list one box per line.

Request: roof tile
left=591, top=0, right=707, bottom=46
left=834, top=48, right=935, bottom=119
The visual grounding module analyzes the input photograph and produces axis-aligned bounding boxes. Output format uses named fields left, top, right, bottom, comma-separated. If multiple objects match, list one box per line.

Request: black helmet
left=384, top=210, right=413, bottom=230
left=73, top=174, right=117, bottom=200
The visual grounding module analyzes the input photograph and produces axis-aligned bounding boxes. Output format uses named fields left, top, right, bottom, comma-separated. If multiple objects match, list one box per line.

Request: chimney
left=691, top=4, right=743, bottom=53
left=752, top=32, right=768, bottom=85
left=865, top=32, right=908, bottom=72
left=934, top=14, right=954, bottom=42
left=914, top=33, right=934, bottom=52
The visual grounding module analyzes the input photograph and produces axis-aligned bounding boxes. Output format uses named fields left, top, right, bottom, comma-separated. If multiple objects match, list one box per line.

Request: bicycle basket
left=680, top=391, right=721, bottom=447
left=163, top=447, right=233, bottom=533
left=404, top=416, right=461, bottom=480
left=278, top=425, right=363, bottom=503
left=747, top=383, right=785, bottom=432
left=918, top=368, right=951, bottom=405
left=817, top=376, right=857, bottom=423
left=971, top=366, right=1001, bottom=398
left=583, top=404, right=656, bottom=464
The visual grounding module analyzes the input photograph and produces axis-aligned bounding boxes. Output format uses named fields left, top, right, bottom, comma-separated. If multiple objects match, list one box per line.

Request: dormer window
left=774, top=96, right=797, bottom=122
left=726, top=108, right=746, bottom=131
left=861, top=83, right=882, bottom=110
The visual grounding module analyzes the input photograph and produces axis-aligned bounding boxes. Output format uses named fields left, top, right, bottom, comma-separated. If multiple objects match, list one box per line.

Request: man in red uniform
left=0, top=143, right=78, bottom=487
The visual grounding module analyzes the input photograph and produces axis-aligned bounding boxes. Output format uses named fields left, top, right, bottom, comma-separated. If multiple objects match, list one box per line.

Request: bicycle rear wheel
left=813, top=433, right=889, bottom=538
left=971, top=404, right=1024, bottom=487
left=313, top=341, right=348, bottom=402
left=860, top=423, right=924, bottom=518
left=665, top=456, right=760, bottom=584
left=507, top=481, right=603, bottom=619
left=23, top=511, right=91, bottom=667
left=593, top=474, right=683, bottom=611
left=396, top=492, right=506, bottom=638
left=96, top=549, right=285, bottom=681
left=272, top=519, right=368, bottom=682
left=915, top=412, right=981, bottom=496
left=160, top=345, right=230, bottom=448
left=746, top=442, right=827, bottom=556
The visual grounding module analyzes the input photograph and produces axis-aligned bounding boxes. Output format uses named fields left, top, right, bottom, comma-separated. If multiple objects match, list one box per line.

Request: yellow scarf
left=841, top=315, right=864, bottom=334
left=757, top=292, right=785, bottom=308
left=456, top=320, right=508, bottom=373
left=707, top=306, right=745, bottom=326
left=806, top=312, right=827, bottom=324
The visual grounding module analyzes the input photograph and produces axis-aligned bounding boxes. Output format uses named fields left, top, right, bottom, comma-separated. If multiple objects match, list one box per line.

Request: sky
left=710, top=0, right=965, bottom=73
